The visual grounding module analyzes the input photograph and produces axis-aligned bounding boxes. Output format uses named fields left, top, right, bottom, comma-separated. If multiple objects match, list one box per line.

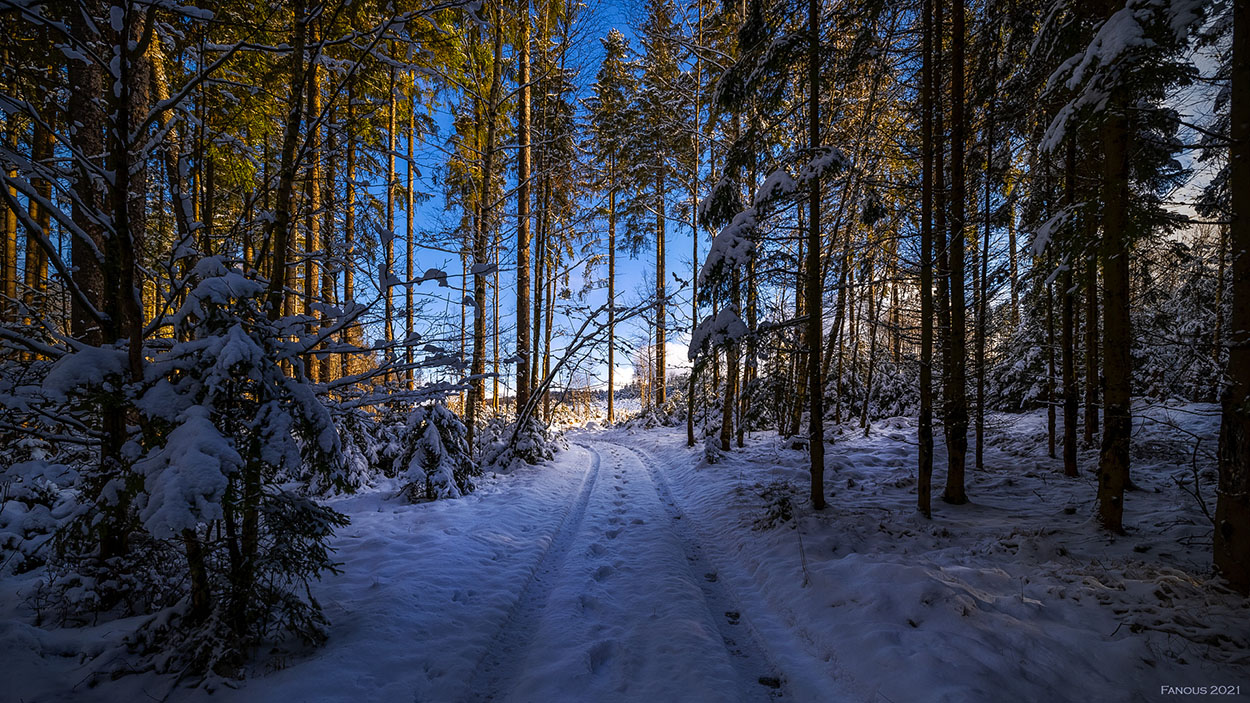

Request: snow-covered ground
left=2, top=404, right=1247, bottom=702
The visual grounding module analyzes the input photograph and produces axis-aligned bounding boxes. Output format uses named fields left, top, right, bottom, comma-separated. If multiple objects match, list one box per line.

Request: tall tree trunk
left=543, top=248, right=554, bottom=419
left=608, top=178, right=616, bottom=423
left=1214, top=0, right=1250, bottom=592
left=1213, top=222, right=1225, bottom=389
left=304, top=32, right=322, bottom=382
left=942, top=0, right=969, bottom=505
left=384, top=64, right=396, bottom=352
left=741, top=250, right=756, bottom=447
left=1097, top=103, right=1132, bottom=533
left=1008, top=199, right=1018, bottom=326
left=976, top=99, right=993, bottom=472
left=532, top=177, right=546, bottom=397
left=721, top=269, right=739, bottom=452
left=67, top=44, right=105, bottom=342
left=516, top=0, right=532, bottom=413
left=861, top=250, right=879, bottom=436
left=1084, top=251, right=1100, bottom=446
left=2, top=116, right=15, bottom=325
left=266, top=0, right=307, bottom=322
left=493, top=224, right=500, bottom=411
left=688, top=6, right=703, bottom=446
left=655, top=183, right=667, bottom=407
left=342, top=85, right=357, bottom=378
left=406, top=85, right=416, bottom=388
left=1062, top=138, right=1078, bottom=477
left=934, top=0, right=950, bottom=499
left=918, top=0, right=935, bottom=518
left=321, top=105, right=337, bottom=383
left=1047, top=275, right=1056, bottom=459
left=468, top=15, right=505, bottom=451
left=806, top=0, right=826, bottom=510
left=791, top=216, right=807, bottom=437
left=23, top=116, right=50, bottom=329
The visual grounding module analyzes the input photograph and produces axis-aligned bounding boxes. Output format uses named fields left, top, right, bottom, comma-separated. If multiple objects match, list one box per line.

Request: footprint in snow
left=593, top=565, right=614, bottom=581
left=604, top=528, right=621, bottom=539
left=587, top=640, right=617, bottom=673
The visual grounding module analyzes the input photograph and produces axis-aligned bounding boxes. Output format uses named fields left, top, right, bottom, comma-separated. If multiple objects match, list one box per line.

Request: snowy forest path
left=466, top=439, right=785, bottom=703
left=462, top=442, right=606, bottom=702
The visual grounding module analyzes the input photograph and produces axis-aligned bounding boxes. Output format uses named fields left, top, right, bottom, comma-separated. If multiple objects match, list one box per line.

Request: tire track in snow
left=612, top=439, right=867, bottom=703
left=460, top=444, right=603, bottom=703
left=605, top=440, right=787, bottom=702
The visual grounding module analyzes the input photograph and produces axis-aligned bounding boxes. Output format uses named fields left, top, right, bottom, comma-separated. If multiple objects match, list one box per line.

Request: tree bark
left=1, top=112, right=15, bottom=325
left=721, top=269, right=739, bottom=452
left=406, top=84, right=416, bottom=388
left=1084, top=251, right=1099, bottom=446
left=384, top=63, right=396, bottom=349
left=806, top=0, right=826, bottom=510
left=655, top=181, right=667, bottom=408
left=688, top=6, right=703, bottom=446
left=304, top=30, right=322, bottom=382
left=608, top=176, right=616, bottom=423
left=918, top=0, right=934, bottom=518
left=942, top=0, right=969, bottom=505
left=266, top=0, right=308, bottom=322
left=516, top=0, right=532, bottom=413
left=1215, top=0, right=1250, bottom=591
left=342, top=84, right=357, bottom=378
left=468, top=14, right=505, bottom=450
left=1097, top=104, right=1132, bottom=533
left=1047, top=275, right=1056, bottom=459
left=1062, top=138, right=1078, bottom=477
left=67, top=41, right=105, bottom=342
left=976, top=98, right=993, bottom=472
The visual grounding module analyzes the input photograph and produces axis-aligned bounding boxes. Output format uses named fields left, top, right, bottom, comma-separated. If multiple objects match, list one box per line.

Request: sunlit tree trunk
left=304, top=30, right=322, bottom=382
left=342, top=85, right=357, bottom=379
left=516, top=0, right=532, bottom=413
left=406, top=85, right=416, bottom=388
left=468, top=15, right=504, bottom=450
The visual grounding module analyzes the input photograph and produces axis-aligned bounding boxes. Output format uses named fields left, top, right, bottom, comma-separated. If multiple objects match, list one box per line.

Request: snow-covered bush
left=326, top=408, right=390, bottom=495
left=395, top=402, right=478, bottom=500
left=0, top=460, right=76, bottom=575
left=44, top=257, right=351, bottom=678
left=477, top=415, right=564, bottom=473
left=988, top=308, right=1049, bottom=412
left=702, top=435, right=725, bottom=465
